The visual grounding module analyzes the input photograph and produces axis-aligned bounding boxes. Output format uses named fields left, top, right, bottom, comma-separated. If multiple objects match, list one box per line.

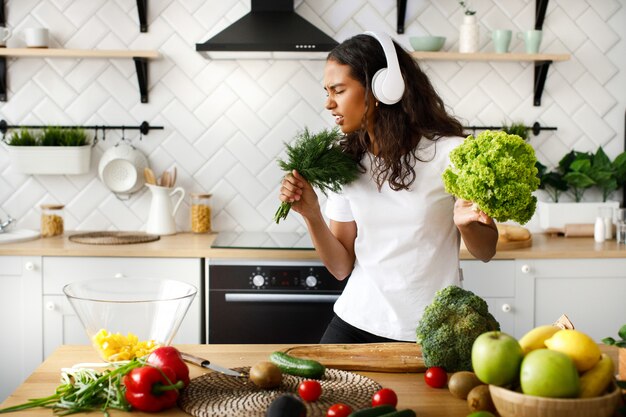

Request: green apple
left=520, top=348, right=580, bottom=398
left=471, top=331, right=523, bottom=386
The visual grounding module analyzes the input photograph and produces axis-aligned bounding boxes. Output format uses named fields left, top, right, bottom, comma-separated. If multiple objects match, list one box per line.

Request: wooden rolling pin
left=281, top=342, right=425, bottom=373
left=563, top=223, right=594, bottom=237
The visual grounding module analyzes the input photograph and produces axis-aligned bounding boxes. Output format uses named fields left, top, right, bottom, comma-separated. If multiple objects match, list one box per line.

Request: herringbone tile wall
left=0, top=0, right=624, bottom=233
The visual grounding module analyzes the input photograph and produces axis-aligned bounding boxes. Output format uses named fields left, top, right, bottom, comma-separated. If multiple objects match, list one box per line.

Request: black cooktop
left=211, top=231, right=315, bottom=250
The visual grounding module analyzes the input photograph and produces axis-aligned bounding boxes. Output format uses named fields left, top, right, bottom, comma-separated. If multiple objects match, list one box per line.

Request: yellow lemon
left=544, top=329, right=601, bottom=372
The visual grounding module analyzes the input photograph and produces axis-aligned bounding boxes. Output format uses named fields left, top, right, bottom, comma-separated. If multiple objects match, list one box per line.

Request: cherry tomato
left=298, top=380, right=322, bottom=402
left=327, top=403, right=353, bottom=417
left=371, top=388, right=398, bottom=407
left=424, top=366, right=448, bottom=388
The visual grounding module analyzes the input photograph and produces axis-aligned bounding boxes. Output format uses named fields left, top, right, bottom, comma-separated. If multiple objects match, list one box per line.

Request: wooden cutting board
left=281, top=342, right=425, bottom=373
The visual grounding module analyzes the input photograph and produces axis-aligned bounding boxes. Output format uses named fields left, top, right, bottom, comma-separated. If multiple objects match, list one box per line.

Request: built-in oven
left=207, top=232, right=346, bottom=344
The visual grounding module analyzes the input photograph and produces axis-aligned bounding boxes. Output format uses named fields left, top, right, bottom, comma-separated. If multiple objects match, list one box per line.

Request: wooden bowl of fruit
left=489, top=384, right=621, bottom=417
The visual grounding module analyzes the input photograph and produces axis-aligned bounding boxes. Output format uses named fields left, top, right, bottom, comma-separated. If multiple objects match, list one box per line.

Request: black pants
left=320, top=314, right=404, bottom=344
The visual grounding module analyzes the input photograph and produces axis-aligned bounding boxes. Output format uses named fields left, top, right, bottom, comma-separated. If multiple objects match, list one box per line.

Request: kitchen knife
left=180, top=352, right=246, bottom=378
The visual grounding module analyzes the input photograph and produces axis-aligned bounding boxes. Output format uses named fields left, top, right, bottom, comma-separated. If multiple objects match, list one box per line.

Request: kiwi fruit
left=448, top=371, right=483, bottom=400
left=249, top=361, right=282, bottom=389
left=467, top=384, right=495, bottom=413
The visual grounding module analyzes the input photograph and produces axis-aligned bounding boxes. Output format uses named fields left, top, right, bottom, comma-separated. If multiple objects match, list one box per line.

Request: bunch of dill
left=273, top=127, right=359, bottom=224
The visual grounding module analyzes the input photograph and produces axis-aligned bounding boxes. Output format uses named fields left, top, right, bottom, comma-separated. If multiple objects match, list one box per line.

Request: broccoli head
left=415, top=285, right=500, bottom=372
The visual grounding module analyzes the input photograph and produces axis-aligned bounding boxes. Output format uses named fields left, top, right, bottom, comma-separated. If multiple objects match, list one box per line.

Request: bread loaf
left=497, top=224, right=531, bottom=242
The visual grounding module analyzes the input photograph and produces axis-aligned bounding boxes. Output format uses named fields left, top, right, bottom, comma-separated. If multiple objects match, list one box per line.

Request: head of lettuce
left=442, top=130, right=540, bottom=225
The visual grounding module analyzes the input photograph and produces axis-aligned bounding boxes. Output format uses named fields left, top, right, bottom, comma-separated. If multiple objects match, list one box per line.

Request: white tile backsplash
left=0, top=0, right=624, bottom=233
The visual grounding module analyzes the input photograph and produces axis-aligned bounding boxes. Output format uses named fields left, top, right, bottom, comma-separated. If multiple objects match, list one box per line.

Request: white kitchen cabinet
left=460, top=260, right=516, bottom=337
left=42, top=257, right=203, bottom=359
left=515, top=258, right=626, bottom=342
left=0, top=256, right=42, bottom=403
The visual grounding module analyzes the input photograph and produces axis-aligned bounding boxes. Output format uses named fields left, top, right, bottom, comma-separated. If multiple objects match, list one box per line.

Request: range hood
left=196, top=0, right=338, bottom=60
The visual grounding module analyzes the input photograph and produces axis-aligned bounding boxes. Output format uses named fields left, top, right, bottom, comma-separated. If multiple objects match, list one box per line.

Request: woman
left=279, top=33, right=498, bottom=343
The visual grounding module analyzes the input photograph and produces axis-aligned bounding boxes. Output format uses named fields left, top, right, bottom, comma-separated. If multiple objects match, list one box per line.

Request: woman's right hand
left=279, top=170, right=319, bottom=219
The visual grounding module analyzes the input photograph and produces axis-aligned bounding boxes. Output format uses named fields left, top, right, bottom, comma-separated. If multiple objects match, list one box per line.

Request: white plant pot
left=537, top=200, right=621, bottom=230
left=6, top=145, right=91, bottom=175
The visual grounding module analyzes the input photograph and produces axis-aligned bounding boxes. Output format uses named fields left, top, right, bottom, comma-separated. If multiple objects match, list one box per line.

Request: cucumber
left=347, top=405, right=396, bottom=417
left=269, top=351, right=325, bottom=379
left=378, top=410, right=416, bottom=417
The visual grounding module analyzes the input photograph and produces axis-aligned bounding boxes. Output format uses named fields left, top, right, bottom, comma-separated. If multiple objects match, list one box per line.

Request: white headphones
left=364, top=31, right=405, bottom=105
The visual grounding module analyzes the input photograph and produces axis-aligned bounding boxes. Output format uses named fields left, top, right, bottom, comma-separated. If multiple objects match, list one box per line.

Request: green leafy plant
left=7, top=129, right=38, bottom=146
left=538, top=147, right=626, bottom=203
left=273, top=127, right=359, bottom=224
left=535, top=161, right=568, bottom=202
left=560, top=150, right=595, bottom=202
left=501, top=121, right=529, bottom=141
left=5, top=127, right=89, bottom=147
left=458, top=1, right=476, bottom=15
left=602, top=324, right=626, bottom=348
left=442, top=130, right=539, bottom=224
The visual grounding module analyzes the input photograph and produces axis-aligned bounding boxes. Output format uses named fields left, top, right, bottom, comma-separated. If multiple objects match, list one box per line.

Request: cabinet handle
left=46, top=302, right=56, bottom=311
left=25, top=262, right=35, bottom=271
left=521, top=264, right=531, bottom=274
left=114, top=273, right=125, bottom=278
left=501, top=303, right=512, bottom=313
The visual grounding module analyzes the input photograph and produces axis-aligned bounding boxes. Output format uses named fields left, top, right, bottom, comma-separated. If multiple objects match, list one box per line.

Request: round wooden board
left=496, top=236, right=532, bottom=250
left=179, top=367, right=382, bottom=417
left=68, top=231, right=160, bottom=245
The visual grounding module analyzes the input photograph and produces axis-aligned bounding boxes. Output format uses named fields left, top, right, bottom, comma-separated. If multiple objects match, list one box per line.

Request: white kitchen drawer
left=460, top=260, right=515, bottom=297
left=43, top=257, right=201, bottom=294
left=0, top=256, right=24, bottom=275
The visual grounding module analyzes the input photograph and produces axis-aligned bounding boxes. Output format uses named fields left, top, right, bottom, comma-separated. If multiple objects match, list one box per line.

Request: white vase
left=459, top=14, right=479, bottom=53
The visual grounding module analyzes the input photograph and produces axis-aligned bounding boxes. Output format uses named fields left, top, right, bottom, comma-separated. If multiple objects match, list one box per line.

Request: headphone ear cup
left=371, top=68, right=389, bottom=104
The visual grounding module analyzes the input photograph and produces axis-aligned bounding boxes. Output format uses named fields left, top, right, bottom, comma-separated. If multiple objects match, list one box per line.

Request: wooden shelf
left=0, top=48, right=160, bottom=103
left=411, top=51, right=570, bottom=106
left=410, top=51, right=570, bottom=62
left=0, top=48, right=160, bottom=59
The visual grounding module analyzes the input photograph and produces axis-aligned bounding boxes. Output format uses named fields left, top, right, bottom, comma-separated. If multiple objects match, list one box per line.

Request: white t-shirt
left=324, top=136, right=464, bottom=341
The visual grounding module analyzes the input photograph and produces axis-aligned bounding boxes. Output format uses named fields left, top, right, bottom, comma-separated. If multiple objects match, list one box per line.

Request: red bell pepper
left=123, top=365, right=184, bottom=412
left=147, top=346, right=190, bottom=386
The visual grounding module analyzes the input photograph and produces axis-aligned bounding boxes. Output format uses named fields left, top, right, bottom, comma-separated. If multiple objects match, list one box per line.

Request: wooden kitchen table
left=2, top=344, right=473, bottom=417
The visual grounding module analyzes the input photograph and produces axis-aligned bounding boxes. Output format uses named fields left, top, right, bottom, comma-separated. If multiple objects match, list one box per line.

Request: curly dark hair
left=327, top=34, right=464, bottom=191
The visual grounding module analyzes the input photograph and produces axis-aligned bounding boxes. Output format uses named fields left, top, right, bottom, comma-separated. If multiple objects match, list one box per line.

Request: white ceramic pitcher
left=146, top=184, right=185, bottom=235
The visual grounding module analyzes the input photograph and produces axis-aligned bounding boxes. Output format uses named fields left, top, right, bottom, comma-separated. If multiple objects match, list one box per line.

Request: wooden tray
left=179, top=367, right=382, bottom=417
left=281, top=342, right=425, bottom=372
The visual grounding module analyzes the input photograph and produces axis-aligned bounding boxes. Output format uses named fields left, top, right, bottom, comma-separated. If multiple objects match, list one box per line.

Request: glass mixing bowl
left=63, top=277, right=197, bottom=362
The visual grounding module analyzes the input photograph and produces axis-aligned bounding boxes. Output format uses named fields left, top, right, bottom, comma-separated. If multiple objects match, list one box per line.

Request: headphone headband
left=364, top=31, right=405, bottom=105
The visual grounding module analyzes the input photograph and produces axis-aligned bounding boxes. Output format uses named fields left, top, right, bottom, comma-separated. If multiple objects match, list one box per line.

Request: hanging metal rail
left=463, top=122, right=557, bottom=137
left=0, top=120, right=163, bottom=145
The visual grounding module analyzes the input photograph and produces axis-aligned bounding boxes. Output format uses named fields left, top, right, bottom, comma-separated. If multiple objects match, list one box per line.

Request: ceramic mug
left=492, top=29, right=512, bottom=53
left=24, top=27, right=49, bottom=48
left=0, top=27, right=11, bottom=47
left=518, top=29, right=542, bottom=54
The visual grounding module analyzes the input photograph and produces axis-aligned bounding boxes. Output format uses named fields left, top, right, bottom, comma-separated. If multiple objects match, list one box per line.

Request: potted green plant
left=536, top=147, right=624, bottom=231
left=502, top=121, right=529, bottom=141
left=4, top=127, right=91, bottom=175
left=602, top=324, right=626, bottom=385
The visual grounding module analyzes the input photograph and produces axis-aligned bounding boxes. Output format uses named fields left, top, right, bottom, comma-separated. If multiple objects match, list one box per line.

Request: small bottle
left=594, top=216, right=605, bottom=243
left=190, top=193, right=212, bottom=233
left=41, top=204, right=64, bottom=237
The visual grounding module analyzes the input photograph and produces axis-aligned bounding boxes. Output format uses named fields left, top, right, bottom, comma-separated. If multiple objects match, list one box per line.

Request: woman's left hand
left=453, top=198, right=493, bottom=227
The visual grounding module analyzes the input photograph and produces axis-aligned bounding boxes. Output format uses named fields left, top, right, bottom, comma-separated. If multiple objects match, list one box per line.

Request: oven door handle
left=224, top=293, right=339, bottom=303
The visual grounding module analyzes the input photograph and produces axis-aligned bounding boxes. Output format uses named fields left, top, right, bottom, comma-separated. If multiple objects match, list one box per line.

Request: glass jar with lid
left=40, top=204, right=64, bottom=237
left=190, top=193, right=212, bottom=233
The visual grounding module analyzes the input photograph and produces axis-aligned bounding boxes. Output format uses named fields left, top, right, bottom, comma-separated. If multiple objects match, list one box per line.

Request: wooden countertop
left=1, top=344, right=619, bottom=417
left=0, top=232, right=625, bottom=259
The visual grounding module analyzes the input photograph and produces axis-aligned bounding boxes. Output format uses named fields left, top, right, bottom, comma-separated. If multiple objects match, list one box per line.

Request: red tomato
left=327, top=403, right=353, bottom=417
left=298, top=380, right=322, bottom=402
left=424, top=366, right=448, bottom=388
left=371, top=388, right=398, bottom=407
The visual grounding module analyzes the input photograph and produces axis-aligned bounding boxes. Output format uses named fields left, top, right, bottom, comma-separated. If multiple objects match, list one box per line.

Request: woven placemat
left=68, top=231, right=160, bottom=245
left=179, top=367, right=382, bottom=417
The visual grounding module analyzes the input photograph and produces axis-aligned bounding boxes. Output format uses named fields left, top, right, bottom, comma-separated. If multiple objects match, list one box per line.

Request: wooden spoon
left=170, top=167, right=177, bottom=187
left=160, top=170, right=171, bottom=188
left=144, top=167, right=156, bottom=185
